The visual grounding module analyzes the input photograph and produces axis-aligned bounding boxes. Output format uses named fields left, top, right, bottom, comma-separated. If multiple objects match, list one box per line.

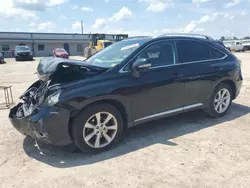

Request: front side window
left=176, top=40, right=225, bottom=63
left=136, top=41, right=176, bottom=68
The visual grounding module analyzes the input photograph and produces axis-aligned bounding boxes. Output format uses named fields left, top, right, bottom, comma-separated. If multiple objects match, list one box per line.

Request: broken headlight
left=47, top=90, right=61, bottom=106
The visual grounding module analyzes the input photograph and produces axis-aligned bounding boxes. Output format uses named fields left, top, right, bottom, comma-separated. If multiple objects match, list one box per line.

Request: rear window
left=176, top=40, right=225, bottom=63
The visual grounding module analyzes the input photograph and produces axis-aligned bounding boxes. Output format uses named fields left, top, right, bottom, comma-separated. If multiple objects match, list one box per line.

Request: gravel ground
left=0, top=54, right=249, bottom=188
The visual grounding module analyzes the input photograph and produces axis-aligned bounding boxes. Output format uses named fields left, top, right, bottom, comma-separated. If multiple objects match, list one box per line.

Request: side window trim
left=175, top=39, right=228, bottom=65
left=120, top=39, right=177, bottom=73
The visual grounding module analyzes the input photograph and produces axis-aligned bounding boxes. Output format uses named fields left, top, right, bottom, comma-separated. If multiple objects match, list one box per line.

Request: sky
left=0, top=0, right=249, bottom=39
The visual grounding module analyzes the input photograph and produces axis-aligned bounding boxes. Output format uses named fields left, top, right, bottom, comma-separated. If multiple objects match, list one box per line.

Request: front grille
left=18, top=52, right=30, bottom=56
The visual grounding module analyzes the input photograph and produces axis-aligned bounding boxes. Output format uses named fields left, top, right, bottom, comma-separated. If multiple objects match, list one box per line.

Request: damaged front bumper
left=9, top=103, right=73, bottom=146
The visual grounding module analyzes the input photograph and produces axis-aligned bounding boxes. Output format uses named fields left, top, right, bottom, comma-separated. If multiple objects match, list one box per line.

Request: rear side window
left=176, top=40, right=225, bottom=63
left=209, top=47, right=225, bottom=59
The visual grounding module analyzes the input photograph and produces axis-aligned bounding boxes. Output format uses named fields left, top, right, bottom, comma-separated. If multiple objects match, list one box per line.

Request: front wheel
left=206, top=84, right=232, bottom=118
left=71, top=103, right=124, bottom=153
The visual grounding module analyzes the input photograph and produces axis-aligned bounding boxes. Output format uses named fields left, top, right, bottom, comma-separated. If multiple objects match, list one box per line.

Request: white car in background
left=241, top=41, right=250, bottom=51
left=224, top=41, right=245, bottom=52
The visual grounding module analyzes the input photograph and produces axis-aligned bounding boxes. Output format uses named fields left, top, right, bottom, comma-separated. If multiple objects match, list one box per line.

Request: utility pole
left=81, top=20, right=83, bottom=34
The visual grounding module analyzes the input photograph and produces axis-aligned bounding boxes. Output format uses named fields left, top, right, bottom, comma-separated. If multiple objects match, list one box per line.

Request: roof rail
left=125, top=36, right=150, bottom=39
left=154, top=33, right=214, bottom=40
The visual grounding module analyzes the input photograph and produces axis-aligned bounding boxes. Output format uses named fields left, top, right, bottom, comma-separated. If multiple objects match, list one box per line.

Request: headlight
left=47, top=90, right=61, bottom=106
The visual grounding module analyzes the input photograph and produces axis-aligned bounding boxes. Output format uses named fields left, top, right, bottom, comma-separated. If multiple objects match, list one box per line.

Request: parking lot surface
left=0, top=54, right=250, bottom=188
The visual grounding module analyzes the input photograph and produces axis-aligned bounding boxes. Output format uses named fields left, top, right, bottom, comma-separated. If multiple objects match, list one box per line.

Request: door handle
left=171, top=73, right=181, bottom=80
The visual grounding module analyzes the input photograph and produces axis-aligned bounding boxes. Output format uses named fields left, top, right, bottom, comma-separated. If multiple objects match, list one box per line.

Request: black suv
left=9, top=34, right=243, bottom=153
left=15, top=45, right=33, bottom=61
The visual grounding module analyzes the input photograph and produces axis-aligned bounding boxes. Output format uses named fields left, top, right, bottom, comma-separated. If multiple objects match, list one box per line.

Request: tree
left=220, top=36, right=225, bottom=41
left=244, top=36, right=250, bottom=39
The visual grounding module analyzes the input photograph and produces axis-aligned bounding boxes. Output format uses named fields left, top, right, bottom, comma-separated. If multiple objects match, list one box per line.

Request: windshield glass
left=104, top=42, right=113, bottom=48
left=15, top=46, right=30, bottom=51
left=56, top=48, right=66, bottom=52
left=86, top=38, right=151, bottom=68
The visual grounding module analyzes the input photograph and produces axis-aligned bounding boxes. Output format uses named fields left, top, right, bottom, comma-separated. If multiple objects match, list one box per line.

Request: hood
left=37, top=57, right=107, bottom=83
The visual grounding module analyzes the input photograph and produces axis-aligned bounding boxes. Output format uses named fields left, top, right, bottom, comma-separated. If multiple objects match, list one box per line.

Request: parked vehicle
left=84, top=33, right=114, bottom=58
left=53, top=48, right=69, bottom=58
left=224, top=41, right=244, bottom=52
left=14, top=45, right=33, bottom=61
left=241, top=41, right=250, bottom=51
left=9, top=33, right=243, bottom=153
left=0, top=52, right=5, bottom=64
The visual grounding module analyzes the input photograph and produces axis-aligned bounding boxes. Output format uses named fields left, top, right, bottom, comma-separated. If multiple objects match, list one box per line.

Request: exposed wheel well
left=69, top=99, right=128, bottom=139
left=219, top=80, right=236, bottom=99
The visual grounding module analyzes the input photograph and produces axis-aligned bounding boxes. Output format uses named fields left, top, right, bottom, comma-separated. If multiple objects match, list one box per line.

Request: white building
left=0, top=32, right=125, bottom=57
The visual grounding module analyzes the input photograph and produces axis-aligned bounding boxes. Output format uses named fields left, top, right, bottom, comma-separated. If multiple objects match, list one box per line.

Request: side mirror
left=132, top=58, right=151, bottom=71
left=131, top=58, right=151, bottom=77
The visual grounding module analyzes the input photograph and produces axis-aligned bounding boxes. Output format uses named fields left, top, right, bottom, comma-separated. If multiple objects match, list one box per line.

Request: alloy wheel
left=214, top=88, right=231, bottom=114
left=83, top=112, right=118, bottom=148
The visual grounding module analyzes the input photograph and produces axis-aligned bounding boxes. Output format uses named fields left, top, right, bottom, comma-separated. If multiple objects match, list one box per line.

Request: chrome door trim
left=134, top=103, right=203, bottom=122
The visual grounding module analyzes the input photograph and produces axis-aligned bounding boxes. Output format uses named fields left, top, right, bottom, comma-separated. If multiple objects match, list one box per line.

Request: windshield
left=15, top=46, right=30, bottom=51
left=104, top=42, right=113, bottom=48
left=85, top=38, right=151, bottom=68
left=56, top=48, right=66, bottom=52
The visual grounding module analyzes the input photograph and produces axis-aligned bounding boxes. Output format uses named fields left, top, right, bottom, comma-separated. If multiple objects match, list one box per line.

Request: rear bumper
left=235, top=79, right=242, bottom=99
left=9, top=103, right=73, bottom=146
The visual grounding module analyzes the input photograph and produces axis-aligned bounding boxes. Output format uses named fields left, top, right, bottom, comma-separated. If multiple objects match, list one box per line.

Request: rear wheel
left=71, top=103, right=124, bottom=153
left=206, top=83, right=232, bottom=118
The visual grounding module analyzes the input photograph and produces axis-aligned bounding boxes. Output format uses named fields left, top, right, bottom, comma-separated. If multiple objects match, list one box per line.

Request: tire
left=71, top=103, right=125, bottom=153
left=15, top=57, right=18, bottom=61
left=206, top=83, right=232, bottom=118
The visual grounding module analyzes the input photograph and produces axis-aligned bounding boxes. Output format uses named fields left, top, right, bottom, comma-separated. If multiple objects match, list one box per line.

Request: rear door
left=175, top=39, right=227, bottom=106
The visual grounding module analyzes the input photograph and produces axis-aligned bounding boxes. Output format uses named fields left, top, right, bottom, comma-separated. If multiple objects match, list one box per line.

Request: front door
left=127, top=40, right=186, bottom=122
left=64, top=43, right=70, bottom=55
